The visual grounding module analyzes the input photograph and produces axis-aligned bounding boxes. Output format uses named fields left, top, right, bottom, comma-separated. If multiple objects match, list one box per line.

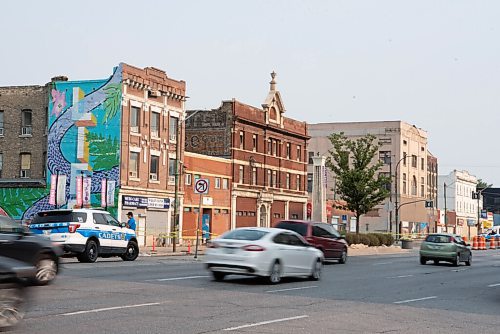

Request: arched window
left=411, top=176, right=417, bottom=196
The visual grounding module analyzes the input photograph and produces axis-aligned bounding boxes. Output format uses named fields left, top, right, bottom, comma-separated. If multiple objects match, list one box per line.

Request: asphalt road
left=10, top=249, right=500, bottom=333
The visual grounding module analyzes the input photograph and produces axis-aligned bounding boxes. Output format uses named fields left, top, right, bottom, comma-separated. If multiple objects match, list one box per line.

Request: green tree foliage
left=477, top=178, right=493, bottom=189
left=103, top=83, right=121, bottom=124
left=326, top=133, right=390, bottom=234
left=86, top=132, right=119, bottom=171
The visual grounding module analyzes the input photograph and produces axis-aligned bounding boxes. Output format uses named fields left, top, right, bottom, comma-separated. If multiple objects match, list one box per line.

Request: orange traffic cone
left=490, top=237, right=497, bottom=250
left=462, top=236, right=468, bottom=243
left=472, top=236, right=479, bottom=250
left=496, top=236, right=500, bottom=249
left=480, top=236, right=487, bottom=250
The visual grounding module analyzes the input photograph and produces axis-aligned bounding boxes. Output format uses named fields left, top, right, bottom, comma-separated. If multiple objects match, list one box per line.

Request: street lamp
left=475, top=185, right=492, bottom=236
left=394, top=154, right=407, bottom=240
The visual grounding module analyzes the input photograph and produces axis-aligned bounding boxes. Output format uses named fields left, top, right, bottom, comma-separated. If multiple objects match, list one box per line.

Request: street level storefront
left=119, top=194, right=171, bottom=247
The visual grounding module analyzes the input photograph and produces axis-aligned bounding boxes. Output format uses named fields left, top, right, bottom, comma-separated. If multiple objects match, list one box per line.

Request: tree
left=477, top=178, right=493, bottom=189
left=325, top=133, right=390, bottom=234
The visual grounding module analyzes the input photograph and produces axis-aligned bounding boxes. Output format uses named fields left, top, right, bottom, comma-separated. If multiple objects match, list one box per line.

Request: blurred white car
left=205, top=227, right=324, bottom=284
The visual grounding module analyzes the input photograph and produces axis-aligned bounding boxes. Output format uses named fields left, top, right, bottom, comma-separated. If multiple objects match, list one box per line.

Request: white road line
left=57, top=302, right=162, bottom=316
left=373, top=262, right=393, bottom=265
left=487, top=283, right=500, bottom=287
left=266, top=286, right=318, bottom=293
left=394, top=296, right=437, bottom=304
left=146, top=275, right=209, bottom=282
left=387, top=275, right=414, bottom=279
left=223, top=315, right=309, bottom=331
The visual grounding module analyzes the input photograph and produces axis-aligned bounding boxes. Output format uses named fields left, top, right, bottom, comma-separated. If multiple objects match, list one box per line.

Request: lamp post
left=475, top=185, right=492, bottom=236
left=394, top=155, right=407, bottom=240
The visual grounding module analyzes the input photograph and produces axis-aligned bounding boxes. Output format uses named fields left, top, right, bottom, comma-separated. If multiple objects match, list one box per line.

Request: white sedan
left=205, top=227, right=324, bottom=284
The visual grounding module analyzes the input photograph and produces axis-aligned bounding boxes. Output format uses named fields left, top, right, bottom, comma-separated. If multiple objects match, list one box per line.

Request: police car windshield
left=32, top=211, right=87, bottom=224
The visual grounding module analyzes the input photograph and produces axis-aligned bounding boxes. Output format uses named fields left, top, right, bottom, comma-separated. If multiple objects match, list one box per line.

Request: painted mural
left=0, top=65, right=122, bottom=220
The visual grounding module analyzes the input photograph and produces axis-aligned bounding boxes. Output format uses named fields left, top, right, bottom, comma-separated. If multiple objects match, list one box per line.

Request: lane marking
left=146, top=275, right=209, bottom=282
left=57, top=302, right=162, bottom=316
left=387, top=275, right=414, bottom=279
left=394, top=296, right=437, bottom=304
left=451, top=268, right=469, bottom=272
left=266, top=286, right=318, bottom=293
left=373, top=262, right=393, bottom=265
left=223, top=315, right=309, bottom=331
left=487, top=283, right=500, bottom=287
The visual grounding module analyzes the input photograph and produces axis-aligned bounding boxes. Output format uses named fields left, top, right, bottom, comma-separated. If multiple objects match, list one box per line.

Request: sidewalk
left=139, top=244, right=413, bottom=257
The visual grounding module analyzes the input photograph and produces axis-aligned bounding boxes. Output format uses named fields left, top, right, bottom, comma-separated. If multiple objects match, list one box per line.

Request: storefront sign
left=147, top=197, right=170, bottom=209
left=122, top=196, right=170, bottom=209
left=467, top=219, right=475, bottom=227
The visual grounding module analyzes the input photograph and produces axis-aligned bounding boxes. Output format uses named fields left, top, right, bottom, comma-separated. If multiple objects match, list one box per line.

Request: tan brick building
left=186, top=73, right=309, bottom=229
left=0, top=83, right=50, bottom=187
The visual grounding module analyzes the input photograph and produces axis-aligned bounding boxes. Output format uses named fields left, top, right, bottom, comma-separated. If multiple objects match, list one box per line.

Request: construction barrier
left=480, top=236, right=487, bottom=250
left=489, top=237, right=497, bottom=250
left=472, top=236, right=479, bottom=250
left=496, top=236, right=500, bottom=249
left=462, top=236, right=468, bottom=243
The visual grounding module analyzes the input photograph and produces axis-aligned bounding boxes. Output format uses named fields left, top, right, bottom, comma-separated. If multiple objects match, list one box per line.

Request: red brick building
left=185, top=73, right=309, bottom=230
left=182, top=152, right=232, bottom=239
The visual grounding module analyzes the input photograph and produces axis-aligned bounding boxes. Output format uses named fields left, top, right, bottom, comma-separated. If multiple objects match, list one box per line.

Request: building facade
left=0, top=83, right=50, bottom=189
left=308, top=121, right=432, bottom=233
left=185, top=73, right=309, bottom=229
left=437, top=170, right=479, bottom=237
left=427, top=151, right=439, bottom=232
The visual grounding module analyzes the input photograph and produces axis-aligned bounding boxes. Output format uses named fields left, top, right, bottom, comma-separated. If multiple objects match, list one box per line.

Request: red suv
left=275, top=220, right=348, bottom=263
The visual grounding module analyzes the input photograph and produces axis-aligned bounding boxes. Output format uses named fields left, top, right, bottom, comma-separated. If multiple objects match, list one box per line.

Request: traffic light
left=425, top=200, right=433, bottom=208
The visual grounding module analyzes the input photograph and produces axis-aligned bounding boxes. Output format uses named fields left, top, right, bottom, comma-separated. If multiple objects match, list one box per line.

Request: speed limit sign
left=194, top=179, right=209, bottom=194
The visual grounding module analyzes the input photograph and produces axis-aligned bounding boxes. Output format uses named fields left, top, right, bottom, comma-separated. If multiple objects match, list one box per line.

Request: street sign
left=194, top=178, right=209, bottom=195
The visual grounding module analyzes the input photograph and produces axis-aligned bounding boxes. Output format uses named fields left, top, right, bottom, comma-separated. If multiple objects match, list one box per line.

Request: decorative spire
left=270, top=71, right=277, bottom=91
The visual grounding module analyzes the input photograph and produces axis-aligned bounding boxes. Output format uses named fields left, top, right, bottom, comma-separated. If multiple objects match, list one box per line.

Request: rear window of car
left=275, top=221, right=308, bottom=236
left=32, top=211, right=87, bottom=224
left=221, top=229, right=268, bottom=241
left=425, top=235, right=451, bottom=243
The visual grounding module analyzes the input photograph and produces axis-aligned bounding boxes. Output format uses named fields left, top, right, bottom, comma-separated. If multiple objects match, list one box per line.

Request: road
left=11, top=250, right=500, bottom=333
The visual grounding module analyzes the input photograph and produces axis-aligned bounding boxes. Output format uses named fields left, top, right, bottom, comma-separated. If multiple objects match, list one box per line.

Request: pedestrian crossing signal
left=425, top=200, right=433, bottom=208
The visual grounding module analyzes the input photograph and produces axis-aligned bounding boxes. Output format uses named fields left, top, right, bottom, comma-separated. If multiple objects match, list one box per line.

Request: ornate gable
left=262, top=71, right=286, bottom=127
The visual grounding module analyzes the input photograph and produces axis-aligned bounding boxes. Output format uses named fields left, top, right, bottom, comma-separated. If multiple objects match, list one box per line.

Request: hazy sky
left=2, top=1, right=500, bottom=185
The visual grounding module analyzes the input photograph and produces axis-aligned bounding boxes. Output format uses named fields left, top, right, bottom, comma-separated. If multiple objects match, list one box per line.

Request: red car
left=275, top=220, right=348, bottom=263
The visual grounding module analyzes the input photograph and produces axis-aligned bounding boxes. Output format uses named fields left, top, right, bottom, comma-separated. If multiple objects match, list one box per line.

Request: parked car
left=0, top=256, right=36, bottom=329
left=205, top=227, right=324, bottom=284
left=419, top=233, right=472, bottom=266
left=29, top=209, right=139, bottom=263
left=0, top=215, right=62, bottom=285
left=275, top=220, right=348, bottom=263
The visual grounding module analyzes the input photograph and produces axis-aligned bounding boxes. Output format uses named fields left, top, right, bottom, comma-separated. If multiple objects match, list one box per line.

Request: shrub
left=367, top=233, right=380, bottom=246
left=345, top=232, right=359, bottom=245
left=383, top=233, right=395, bottom=246
left=358, top=234, right=371, bottom=246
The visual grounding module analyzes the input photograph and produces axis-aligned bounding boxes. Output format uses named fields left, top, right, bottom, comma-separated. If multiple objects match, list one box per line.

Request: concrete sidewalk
left=139, top=244, right=413, bottom=257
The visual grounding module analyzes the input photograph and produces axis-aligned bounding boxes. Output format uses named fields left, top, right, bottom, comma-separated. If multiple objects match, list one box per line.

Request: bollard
left=472, top=236, right=479, bottom=250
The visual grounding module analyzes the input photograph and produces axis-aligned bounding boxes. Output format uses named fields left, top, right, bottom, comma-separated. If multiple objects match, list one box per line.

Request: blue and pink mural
left=0, top=65, right=123, bottom=220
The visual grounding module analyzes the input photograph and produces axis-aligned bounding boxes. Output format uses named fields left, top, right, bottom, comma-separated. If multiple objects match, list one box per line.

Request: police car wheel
left=79, top=240, right=99, bottom=263
left=121, top=241, right=139, bottom=261
left=0, top=283, right=26, bottom=329
left=33, top=255, right=57, bottom=285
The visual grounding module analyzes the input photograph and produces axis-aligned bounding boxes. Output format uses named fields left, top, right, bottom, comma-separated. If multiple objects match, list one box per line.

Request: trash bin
left=401, top=239, right=413, bottom=249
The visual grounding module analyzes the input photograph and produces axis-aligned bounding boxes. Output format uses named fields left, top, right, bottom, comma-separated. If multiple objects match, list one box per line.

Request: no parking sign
left=194, top=179, right=209, bottom=194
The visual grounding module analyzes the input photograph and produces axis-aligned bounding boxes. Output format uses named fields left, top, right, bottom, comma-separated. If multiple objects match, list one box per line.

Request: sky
left=2, top=0, right=500, bottom=185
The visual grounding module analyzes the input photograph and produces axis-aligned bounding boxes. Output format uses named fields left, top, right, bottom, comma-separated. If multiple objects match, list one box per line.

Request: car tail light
left=68, top=224, right=80, bottom=233
left=207, top=242, right=220, bottom=249
left=242, top=245, right=266, bottom=252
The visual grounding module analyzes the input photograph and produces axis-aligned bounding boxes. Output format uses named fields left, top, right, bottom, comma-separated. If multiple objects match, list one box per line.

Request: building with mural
left=0, top=64, right=188, bottom=249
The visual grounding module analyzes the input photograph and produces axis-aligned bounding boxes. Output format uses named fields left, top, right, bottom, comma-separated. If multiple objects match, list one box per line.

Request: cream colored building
left=308, top=121, right=433, bottom=233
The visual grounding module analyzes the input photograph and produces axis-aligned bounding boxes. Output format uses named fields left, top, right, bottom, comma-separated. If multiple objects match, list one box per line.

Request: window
left=403, top=152, right=407, bottom=166
left=0, top=110, right=4, bottom=135
left=150, top=156, right=159, bottom=181
left=402, top=173, right=407, bottom=195
left=214, top=209, right=220, bottom=214
left=267, top=139, right=272, bottom=154
left=379, top=151, right=391, bottom=164
left=411, top=155, right=417, bottom=168
left=151, top=112, right=160, bottom=137
left=297, top=145, right=301, bottom=162
left=411, top=176, right=417, bottom=196
left=252, top=134, right=257, bottom=152
left=308, top=151, right=314, bottom=164
left=252, top=168, right=257, bottom=185
left=215, top=177, right=221, bottom=189
left=185, top=174, right=192, bottom=185
left=272, top=140, right=277, bottom=156
left=0, top=153, right=3, bottom=178
left=184, top=207, right=192, bottom=212
left=296, top=175, right=301, bottom=191
left=129, top=152, right=140, bottom=178
left=287, top=173, right=291, bottom=189
left=239, top=166, right=244, bottom=183
left=380, top=172, right=391, bottom=191
left=286, top=143, right=291, bottom=159
left=403, top=140, right=407, bottom=145
left=21, top=110, right=32, bottom=135
left=222, top=178, right=229, bottom=189
left=420, top=177, right=425, bottom=197
left=267, top=169, right=272, bottom=187
left=307, top=173, right=312, bottom=192
left=168, top=158, right=176, bottom=177
left=169, top=116, right=178, bottom=142
left=20, top=153, right=31, bottom=178
left=222, top=209, right=229, bottom=214
left=272, top=170, right=277, bottom=188
left=130, top=106, right=140, bottom=133
left=239, top=131, right=244, bottom=149
left=421, top=157, right=425, bottom=170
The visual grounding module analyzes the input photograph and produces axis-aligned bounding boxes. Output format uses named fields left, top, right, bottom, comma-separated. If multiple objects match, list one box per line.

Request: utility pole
left=172, top=118, right=180, bottom=253
left=444, top=182, right=447, bottom=233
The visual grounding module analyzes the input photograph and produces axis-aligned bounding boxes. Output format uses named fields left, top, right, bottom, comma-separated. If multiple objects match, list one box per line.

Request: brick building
left=119, top=64, right=187, bottom=247
left=0, top=83, right=50, bottom=187
left=427, top=151, right=439, bottom=232
left=186, top=72, right=309, bottom=229
left=182, top=152, right=232, bottom=239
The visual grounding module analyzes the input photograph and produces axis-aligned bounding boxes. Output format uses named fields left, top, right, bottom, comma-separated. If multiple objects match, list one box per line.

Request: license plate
left=429, top=245, right=442, bottom=250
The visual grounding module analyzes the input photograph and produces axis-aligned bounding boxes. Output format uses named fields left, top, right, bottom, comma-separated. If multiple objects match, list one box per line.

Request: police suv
left=29, top=209, right=139, bottom=263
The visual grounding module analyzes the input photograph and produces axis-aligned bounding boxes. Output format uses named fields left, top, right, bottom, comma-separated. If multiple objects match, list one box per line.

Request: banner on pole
left=106, top=180, right=116, bottom=207
left=76, top=176, right=83, bottom=207
left=101, top=179, right=107, bottom=207
left=56, top=175, right=67, bottom=206
left=83, top=177, right=91, bottom=206
left=49, top=174, right=57, bottom=205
